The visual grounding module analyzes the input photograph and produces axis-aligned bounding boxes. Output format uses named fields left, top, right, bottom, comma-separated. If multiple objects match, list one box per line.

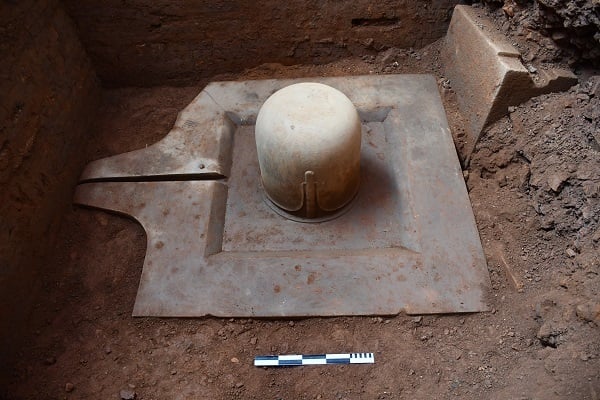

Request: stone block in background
left=443, top=5, right=577, bottom=157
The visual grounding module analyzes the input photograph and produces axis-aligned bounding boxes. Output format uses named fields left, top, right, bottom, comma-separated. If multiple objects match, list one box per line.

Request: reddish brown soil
left=61, top=0, right=462, bottom=87
left=3, top=36, right=599, bottom=400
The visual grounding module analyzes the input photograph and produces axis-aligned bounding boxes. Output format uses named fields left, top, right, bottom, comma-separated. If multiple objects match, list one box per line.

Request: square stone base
left=75, top=75, right=490, bottom=316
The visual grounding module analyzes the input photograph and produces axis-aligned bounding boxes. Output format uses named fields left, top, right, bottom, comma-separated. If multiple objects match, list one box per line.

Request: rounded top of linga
left=255, top=82, right=362, bottom=222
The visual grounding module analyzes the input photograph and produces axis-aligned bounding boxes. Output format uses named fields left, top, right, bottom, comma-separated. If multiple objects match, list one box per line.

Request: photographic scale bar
left=254, top=353, right=375, bottom=367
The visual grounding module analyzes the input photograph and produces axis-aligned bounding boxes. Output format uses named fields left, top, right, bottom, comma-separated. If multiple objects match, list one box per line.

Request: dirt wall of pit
left=0, top=0, right=99, bottom=362
left=63, top=0, right=464, bottom=87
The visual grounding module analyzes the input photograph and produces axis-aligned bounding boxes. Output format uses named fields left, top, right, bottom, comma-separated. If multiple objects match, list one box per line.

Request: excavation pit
left=74, top=74, right=490, bottom=317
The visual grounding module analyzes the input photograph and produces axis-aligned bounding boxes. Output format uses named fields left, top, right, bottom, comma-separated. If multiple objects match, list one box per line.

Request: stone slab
left=74, top=75, right=490, bottom=317
left=443, top=5, right=577, bottom=155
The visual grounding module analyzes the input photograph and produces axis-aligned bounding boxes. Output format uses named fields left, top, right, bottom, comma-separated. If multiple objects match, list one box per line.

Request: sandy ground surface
left=2, top=8, right=600, bottom=399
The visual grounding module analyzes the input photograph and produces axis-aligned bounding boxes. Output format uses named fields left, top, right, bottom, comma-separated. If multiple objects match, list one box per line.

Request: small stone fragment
left=559, top=277, right=569, bottom=288
left=362, top=37, right=374, bottom=48
left=250, top=337, right=258, bottom=345
left=566, top=248, right=576, bottom=258
left=120, top=389, right=137, bottom=400
left=231, top=357, right=240, bottom=363
left=551, top=31, right=568, bottom=42
left=43, top=356, right=56, bottom=366
left=65, top=382, right=74, bottom=392
left=576, top=302, right=600, bottom=323
left=380, top=48, right=399, bottom=65
left=548, top=172, right=569, bottom=192
left=537, top=322, right=566, bottom=348
left=502, top=4, right=515, bottom=17
left=587, top=76, right=600, bottom=97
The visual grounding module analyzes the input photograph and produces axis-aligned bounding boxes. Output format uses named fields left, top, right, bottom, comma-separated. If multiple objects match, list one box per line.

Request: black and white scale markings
left=254, top=352, right=374, bottom=367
